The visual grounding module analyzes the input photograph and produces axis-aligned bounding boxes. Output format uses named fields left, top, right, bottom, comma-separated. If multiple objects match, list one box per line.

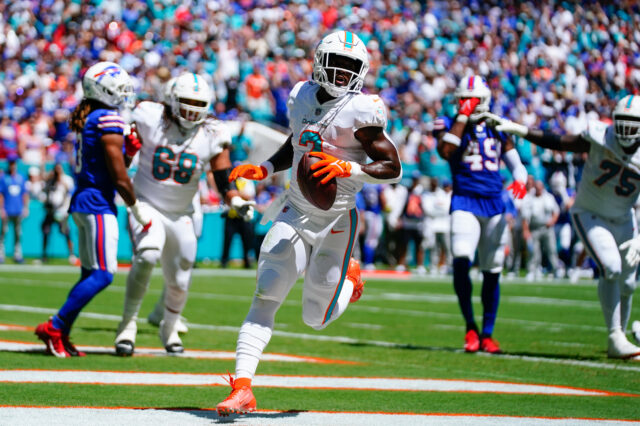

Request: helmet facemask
left=313, top=52, right=366, bottom=98
left=172, top=96, right=209, bottom=129
left=614, top=114, right=640, bottom=148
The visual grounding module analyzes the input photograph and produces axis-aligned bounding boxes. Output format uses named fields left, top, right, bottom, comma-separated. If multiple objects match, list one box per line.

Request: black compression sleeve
left=526, top=129, right=563, bottom=150
left=213, top=168, right=236, bottom=198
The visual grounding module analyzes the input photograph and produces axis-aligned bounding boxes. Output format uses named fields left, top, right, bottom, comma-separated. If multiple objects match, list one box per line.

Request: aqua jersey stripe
left=627, top=95, right=634, bottom=109
left=193, top=73, right=199, bottom=92
left=323, top=209, right=358, bottom=324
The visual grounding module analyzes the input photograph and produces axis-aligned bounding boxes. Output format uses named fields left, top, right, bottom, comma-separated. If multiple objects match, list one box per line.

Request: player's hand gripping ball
left=297, top=152, right=338, bottom=210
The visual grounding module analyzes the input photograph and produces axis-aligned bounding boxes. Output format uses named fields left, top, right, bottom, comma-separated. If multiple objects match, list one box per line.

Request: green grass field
left=0, top=266, right=639, bottom=422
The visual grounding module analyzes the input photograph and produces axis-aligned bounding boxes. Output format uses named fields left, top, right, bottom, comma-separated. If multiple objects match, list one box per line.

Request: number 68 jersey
left=132, top=101, right=231, bottom=215
left=574, top=120, right=640, bottom=221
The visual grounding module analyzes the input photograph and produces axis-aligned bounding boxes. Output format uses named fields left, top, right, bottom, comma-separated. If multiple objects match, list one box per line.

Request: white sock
left=122, top=255, right=155, bottom=322
left=598, top=278, right=621, bottom=333
left=620, top=294, right=633, bottom=333
left=163, top=286, right=187, bottom=332
left=235, top=321, right=273, bottom=380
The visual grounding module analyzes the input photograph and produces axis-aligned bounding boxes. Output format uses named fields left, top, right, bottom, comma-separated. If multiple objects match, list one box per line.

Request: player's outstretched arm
left=212, top=148, right=256, bottom=222
left=228, top=134, right=294, bottom=182
left=481, top=113, right=590, bottom=153
left=103, top=133, right=152, bottom=230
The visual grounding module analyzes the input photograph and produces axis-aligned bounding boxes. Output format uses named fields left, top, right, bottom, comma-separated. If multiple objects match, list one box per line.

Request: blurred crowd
left=1, top=0, right=640, bottom=272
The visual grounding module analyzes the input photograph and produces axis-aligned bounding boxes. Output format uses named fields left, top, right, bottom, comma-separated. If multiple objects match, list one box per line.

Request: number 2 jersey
left=573, top=120, right=640, bottom=221
left=434, top=116, right=509, bottom=217
left=287, top=81, right=388, bottom=216
left=132, top=101, right=231, bottom=215
left=70, top=108, right=124, bottom=215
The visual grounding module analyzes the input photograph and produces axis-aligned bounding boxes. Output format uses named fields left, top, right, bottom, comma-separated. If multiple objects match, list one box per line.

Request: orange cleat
left=35, top=319, right=70, bottom=358
left=480, top=336, right=502, bottom=354
left=464, top=329, right=480, bottom=353
left=347, top=258, right=365, bottom=303
left=216, top=375, right=257, bottom=416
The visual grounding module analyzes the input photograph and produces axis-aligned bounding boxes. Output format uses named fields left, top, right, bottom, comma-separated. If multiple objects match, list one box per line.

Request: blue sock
left=453, top=257, right=476, bottom=330
left=481, top=271, right=500, bottom=337
left=54, top=269, right=114, bottom=334
left=363, top=244, right=375, bottom=265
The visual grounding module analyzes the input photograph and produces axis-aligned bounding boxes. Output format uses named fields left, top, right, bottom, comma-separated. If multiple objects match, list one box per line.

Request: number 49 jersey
left=132, top=101, right=231, bottom=215
left=434, top=116, right=507, bottom=199
left=574, top=120, right=640, bottom=220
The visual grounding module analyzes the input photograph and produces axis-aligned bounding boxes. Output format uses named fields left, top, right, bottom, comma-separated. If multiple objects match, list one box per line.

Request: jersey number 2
left=152, top=146, right=197, bottom=184
left=594, top=159, right=640, bottom=197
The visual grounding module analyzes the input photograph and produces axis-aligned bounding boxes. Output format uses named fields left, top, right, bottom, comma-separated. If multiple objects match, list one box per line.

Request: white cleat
left=608, top=330, right=640, bottom=359
left=114, top=319, right=137, bottom=356
left=632, top=321, right=640, bottom=345
left=148, top=310, right=189, bottom=334
left=159, top=320, right=184, bottom=354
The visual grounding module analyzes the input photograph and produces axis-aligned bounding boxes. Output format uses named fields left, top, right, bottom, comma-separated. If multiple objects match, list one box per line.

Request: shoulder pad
left=132, top=101, right=164, bottom=128
left=580, top=120, right=609, bottom=146
left=352, top=94, right=387, bottom=129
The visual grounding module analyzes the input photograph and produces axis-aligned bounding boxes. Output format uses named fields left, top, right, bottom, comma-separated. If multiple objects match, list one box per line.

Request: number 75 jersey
left=574, top=120, right=640, bottom=220
left=132, top=101, right=231, bottom=215
left=434, top=116, right=507, bottom=199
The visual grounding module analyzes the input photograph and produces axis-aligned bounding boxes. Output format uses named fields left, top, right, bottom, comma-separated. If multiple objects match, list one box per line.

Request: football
left=297, top=152, right=337, bottom=210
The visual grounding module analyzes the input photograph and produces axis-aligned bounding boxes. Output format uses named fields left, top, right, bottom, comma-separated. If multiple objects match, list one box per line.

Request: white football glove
left=231, top=196, right=256, bottom=222
left=130, top=200, right=152, bottom=232
left=620, top=236, right=640, bottom=267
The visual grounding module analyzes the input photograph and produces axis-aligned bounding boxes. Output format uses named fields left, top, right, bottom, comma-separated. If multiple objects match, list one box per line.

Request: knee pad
left=137, top=248, right=161, bottom=266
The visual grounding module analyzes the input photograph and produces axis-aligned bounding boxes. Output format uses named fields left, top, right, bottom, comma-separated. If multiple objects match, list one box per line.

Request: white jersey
left=287, top=81, right=387, bottom=216
left=132, top=101, right=231, bottom=215
left=574, top=120, right=640, bottom=220
left=521, top=191, right=559, bottom=229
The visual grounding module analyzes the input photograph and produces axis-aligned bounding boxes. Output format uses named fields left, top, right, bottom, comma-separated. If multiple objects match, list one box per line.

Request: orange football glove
left=309, top=152, right=352, bottom=184
left=507, top=180, right=527, bottom=199
left=228, top=164, right=268, bottom=182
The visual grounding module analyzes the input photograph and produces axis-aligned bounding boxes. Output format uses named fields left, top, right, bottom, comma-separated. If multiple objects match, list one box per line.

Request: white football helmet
left=454, top=75, right=491, bottom=117
left=170, top=73, right=212, bottom=129
left=163, top=77, right=177, bottom=104
left=312, top=31, right=369, bottom=98
left=83, top=62, right=135, bottom=108
left=613, top=95, right=640, bottom=147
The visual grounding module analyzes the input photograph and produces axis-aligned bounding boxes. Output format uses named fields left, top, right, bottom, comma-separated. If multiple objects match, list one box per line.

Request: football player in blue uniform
left=435, top=75, right=528, bottom=354
left=35, top=62, right=152, bottom=357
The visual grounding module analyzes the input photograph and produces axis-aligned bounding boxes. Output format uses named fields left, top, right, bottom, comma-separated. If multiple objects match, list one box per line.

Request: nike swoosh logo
left=330, top=229, right=344, bottom=234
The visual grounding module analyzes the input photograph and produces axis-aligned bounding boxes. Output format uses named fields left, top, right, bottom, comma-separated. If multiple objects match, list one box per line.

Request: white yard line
left=0, top=340, right=350, bottom=364
left=0, top=304, right=636, bottom=373
left=0, top=407, right=636, bottom=426
left=0, top=369, right=630, bottom=396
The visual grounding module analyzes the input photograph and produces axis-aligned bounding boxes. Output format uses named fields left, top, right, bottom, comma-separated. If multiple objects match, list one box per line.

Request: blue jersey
left=0, top=172, right=26, bottom=216
left=361, top=183, right=383, bottom=214
left=435, top=116, right=508, bottom=216
left=69, top=108, right=125, bottom=215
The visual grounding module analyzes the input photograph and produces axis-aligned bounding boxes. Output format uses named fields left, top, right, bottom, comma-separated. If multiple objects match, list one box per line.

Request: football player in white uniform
left=114, top=72, right=254, bottom=355
left=215, top=31, right=402, bottom=415
left=485, top=95, right=640, bottom=360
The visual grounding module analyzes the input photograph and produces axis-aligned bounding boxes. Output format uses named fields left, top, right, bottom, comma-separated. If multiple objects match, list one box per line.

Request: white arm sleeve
left=349, top=162, right=402, bottom=184
left=503, top=148, right=527, bottom=183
